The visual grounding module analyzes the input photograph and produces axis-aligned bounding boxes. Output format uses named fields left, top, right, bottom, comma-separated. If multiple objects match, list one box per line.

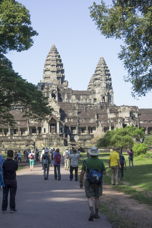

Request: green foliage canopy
left=0, top=0, right=51, bottom=124
left=90, top=0, right=152, bottom=96
left=0, top=54, right=51, bottom=124
left=133, top=143, right=148, bottom=156
left=97, top=126, right=145, bottom=150
left=0, top=0, right=38, bottom=54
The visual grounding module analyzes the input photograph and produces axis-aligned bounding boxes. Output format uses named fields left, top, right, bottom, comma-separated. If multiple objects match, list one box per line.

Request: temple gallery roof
left=139, top=109, right=152, bottom=121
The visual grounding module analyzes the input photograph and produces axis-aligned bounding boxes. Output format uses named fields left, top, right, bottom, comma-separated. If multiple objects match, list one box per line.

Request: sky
left=6, top=0, right=152, bottom=109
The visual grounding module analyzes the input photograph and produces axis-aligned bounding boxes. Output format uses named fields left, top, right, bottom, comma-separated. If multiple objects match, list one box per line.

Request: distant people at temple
left=35, top=148, right=40, bottom=162
left=63, top=148, right=70, bottom=170
left=127, top=149, right=134, bottom=167
left=119, top=151, right=126, bottom=180
left=24, top=149, right=30, bottom=163
left=2, top=150, right=18, bottom=213
left=40, top=148, right=45, bottom=162
left=42, top=150, right=50, bottom=180
left=14, top=152, right=18, bottom=161
left=53, top=148, right=61, bottom=180
left=69, top=147, right=80, bottom=181
left=49, top=148, right=55, bottom=166
left=17, top=151, right=22, bottom=163
left=28, top=150, right=35, bottom=171
left=109, top=148, right=120, bottom=185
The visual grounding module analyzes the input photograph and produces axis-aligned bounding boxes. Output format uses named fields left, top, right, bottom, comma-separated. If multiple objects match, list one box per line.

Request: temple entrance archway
left=49, top=118, right=57, bottom=134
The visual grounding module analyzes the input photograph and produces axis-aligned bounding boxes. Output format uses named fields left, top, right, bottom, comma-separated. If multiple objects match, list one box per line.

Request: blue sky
left=7, top=0, right=152, bottom=108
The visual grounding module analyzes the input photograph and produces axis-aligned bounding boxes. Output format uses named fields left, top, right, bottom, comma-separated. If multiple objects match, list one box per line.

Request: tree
left=96, top=126, right=145, bottom=151
left=0, top=0, right=51, bottom=124
left=90, top=0, right=152, bottom=96
left=0, top=0, right=38, bottom=54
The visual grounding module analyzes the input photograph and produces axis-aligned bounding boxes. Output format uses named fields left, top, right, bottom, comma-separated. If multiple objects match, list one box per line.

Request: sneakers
left=94, top=213, right=100, bottom=219
left=88, top=214, right=94, bottom=221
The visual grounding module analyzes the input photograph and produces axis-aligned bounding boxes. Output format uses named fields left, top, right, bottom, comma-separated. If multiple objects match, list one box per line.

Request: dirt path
left=0, top=165, right=112, bottom=228
left=101, top=184, right=152, bottom=228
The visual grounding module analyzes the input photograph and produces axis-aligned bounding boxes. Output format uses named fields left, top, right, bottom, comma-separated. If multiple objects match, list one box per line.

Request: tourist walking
left=17, top=151, right=22, bottom=163
left=42, top=151, right=50, bottom=180
left=119, top=152, right=126, bottom=179
left=69, top=148, right=80, bottom=181
left=28, top=150, right=35, bottom=171
left=53, top=148, right=61, bottom=180
left=1, top=150, right=18, bottom=213
left=0, top=152, right=4, bottom=189
left=79, top=146, right=105, bottom=221
left=109, top=148, right=120, bottom=185
left=63, top=148, right=70, bottom=170
left=127, top=149, right=134, bottom=167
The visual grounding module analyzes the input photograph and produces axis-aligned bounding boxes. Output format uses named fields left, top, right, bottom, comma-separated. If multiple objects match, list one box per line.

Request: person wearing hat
left=79, top=146, right=105, bottom=221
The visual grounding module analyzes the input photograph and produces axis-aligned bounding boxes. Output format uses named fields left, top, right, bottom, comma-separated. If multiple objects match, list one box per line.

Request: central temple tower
left=43, top=45, right=67, bottom=86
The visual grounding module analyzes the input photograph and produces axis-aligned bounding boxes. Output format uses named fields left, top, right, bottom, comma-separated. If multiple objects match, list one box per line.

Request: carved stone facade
left=0, top=45, right=152, bottom=150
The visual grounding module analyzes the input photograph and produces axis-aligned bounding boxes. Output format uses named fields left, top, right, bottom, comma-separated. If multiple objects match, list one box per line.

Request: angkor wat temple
left=0, top=45, right=152, bottom=150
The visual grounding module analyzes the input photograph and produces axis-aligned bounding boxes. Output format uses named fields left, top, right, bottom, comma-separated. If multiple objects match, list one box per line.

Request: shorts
left=29, top=159, right=35, bottom=166
left=84, top=179, right=103, bottom=198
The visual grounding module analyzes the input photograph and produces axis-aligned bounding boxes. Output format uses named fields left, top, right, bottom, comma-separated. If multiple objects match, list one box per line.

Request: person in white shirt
left=28, top=150, right=35, bottom=171
left=63, top=149, right=70, bottom=170
left=69, top=148, right=80, bottom=181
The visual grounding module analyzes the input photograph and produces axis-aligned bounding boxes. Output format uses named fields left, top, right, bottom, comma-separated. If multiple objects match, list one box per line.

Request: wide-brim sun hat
left=88, top=146, right=99, bottom=156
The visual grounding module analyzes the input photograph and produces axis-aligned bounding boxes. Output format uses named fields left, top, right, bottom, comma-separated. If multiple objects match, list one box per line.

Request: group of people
left=0, top=146, right=134, bottom=222
left=40, top=147, right=80, bottom=181
left=109, top=148, right=134, bottom=185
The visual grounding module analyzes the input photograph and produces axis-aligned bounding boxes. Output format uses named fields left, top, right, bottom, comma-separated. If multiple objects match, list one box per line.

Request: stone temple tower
left=88, top=57, right=114, bottom=105
left=43, top=44, right=67, bottom=86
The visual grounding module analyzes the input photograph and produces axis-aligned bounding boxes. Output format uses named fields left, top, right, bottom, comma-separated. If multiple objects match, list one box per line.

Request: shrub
left=133, top=143, right=148, bottom=156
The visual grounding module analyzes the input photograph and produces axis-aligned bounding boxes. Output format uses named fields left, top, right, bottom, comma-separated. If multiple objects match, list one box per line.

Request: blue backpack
left=87, top=169, right=103, bottom=185
left=84, top=161, right=103, bottom=184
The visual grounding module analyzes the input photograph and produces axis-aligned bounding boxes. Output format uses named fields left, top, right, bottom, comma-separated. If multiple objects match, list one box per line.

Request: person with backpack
left=69, top=147, right=80, bottom=181
left=127, top=149, right=134, bottom=167
left=42, top=151, right=50, bottom=180
left=109, top=148, right=120, bottom=185
left=79, top=146, right=105, bottom=221
left=119, top=152, right=126, bottom=179
left=28, top=150, right=35, bottom=171
left=53, top=148, right=61, bottom=180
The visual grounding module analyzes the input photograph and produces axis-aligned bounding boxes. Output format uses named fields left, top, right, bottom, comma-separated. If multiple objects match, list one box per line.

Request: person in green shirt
left=79, top=146, right=105, bottom=221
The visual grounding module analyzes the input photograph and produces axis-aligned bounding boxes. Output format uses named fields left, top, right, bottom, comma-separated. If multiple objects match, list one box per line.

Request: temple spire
left=88, top=57, right=114, bottom=104
left=43, top=45, right=65, bottom=84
